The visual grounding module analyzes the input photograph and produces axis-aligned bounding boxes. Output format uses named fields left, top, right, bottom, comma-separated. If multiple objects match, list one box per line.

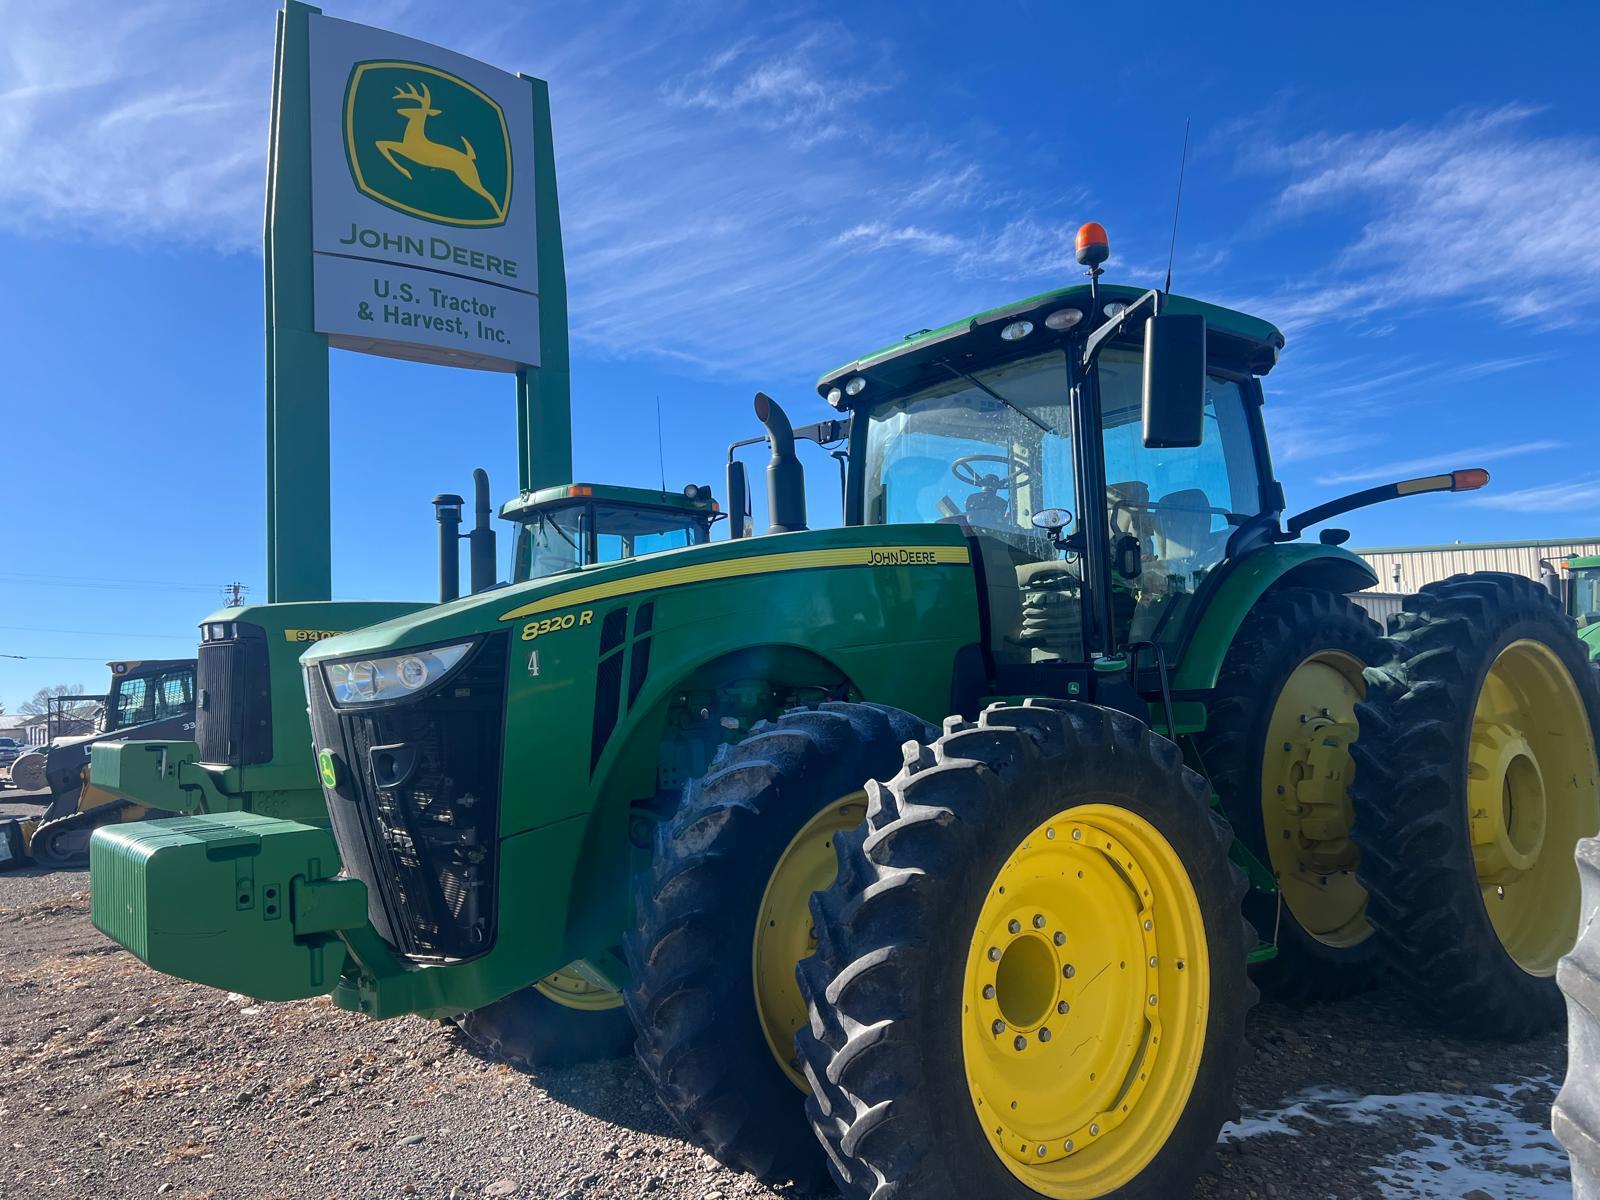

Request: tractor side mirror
left=726, top=459, right=750, bottom=539
left=1142, top=313, right=1206, bottom=449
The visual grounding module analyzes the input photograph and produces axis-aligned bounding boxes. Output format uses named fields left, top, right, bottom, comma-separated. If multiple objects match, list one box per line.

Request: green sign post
left=264, top=2, right=571, bottom=601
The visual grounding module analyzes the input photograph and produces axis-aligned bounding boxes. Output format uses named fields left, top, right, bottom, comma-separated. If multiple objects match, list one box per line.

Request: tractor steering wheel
left=951, top=454, right=1031, bottom=493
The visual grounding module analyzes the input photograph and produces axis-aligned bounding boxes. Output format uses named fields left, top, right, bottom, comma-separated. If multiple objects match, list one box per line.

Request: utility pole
left=222, top=582, right=249, bottom=608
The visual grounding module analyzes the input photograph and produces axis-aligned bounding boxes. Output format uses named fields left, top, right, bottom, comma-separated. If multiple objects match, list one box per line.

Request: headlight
left=324, top=641, right=473, bottom=705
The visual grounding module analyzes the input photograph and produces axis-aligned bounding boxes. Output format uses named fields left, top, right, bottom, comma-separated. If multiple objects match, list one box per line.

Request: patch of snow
left=1222, top=1076, right=1570, bottom=1198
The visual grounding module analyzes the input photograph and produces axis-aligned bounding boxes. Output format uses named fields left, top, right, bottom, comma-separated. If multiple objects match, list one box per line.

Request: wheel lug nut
left=988, top=946, right=1001, bottom=961
left=1148, top=994, right=1158, bottom=1005
left=1013, top=1035, right=1027, bottom=1051
left=1063, top=964, right=1076, bottom=979
left=1064, top=1140, right=1074, bottom=1153
left=1053, top=932, right=1066, bottom=946
left=1046, top=828, right=1056, bottom=840
left=1143, top=919, right=1153, bottom=931
left=1057, top=1001, right=1070, bottom=1015
left=1036, top=1145, right=1047, bottom=1157
left=1038, top=1027, right=1052, bottom=1042
left=992, top=1019, right=1006, bottom=1035
left=1071, top=829, right=1082, bottom=840
left=1008, top=919, right=1021, bottom=934
left=1032, top=914, right=1046, bottom=929
left=1149, top=956, right=1159, bottom=968
left=1090, top=1123, right=1100, bottom=1136
left=983, top=985, right=995, bottom=999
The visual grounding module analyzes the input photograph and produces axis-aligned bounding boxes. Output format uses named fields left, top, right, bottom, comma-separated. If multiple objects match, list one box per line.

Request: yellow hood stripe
left=499, top=543, right=971, bottom=621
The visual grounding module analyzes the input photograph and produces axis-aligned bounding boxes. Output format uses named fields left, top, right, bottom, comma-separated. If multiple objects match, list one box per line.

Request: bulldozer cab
left=503, top=482, right=718, bottom=581
left=104, top=661, right=197, bottom=734
left=834, top=285, right=1278, bottom=683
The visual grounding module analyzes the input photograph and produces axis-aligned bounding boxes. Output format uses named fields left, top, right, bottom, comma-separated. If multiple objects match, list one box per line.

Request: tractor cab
left=815, top=231, right=1290, bottom=702
left=502, top=482, right=719, bottom=581
left=1564, top=555, right=1600, bottom=665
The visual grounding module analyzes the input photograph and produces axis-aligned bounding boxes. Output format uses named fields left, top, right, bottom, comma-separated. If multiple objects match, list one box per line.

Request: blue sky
left=2, top=0, right=1598, bottom=708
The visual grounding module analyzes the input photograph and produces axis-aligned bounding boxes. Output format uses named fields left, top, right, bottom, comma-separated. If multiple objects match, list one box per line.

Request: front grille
left=307, top=635, right=507, bottom=961
left=195, top=626, right=273, bottom=766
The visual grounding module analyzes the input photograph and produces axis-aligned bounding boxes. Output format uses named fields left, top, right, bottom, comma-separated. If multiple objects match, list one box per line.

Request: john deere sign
left=307, top=14, right=539, bottom=369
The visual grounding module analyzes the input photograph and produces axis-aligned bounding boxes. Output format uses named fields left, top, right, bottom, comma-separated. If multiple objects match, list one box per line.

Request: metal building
left=1352, top=537, right=1600, bottom=595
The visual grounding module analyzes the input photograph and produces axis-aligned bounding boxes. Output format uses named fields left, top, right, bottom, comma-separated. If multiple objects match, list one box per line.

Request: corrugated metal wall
left=1352, top=538, right=1600, bottom=594
left=1349, top=591, right=1407, bottom=627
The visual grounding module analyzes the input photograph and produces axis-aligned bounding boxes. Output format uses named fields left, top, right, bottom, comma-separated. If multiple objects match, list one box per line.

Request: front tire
left=1351, top=573, right=1600, bottom=1038
left=454, top=967, right=634, bottom=1070
left=1554, top=836, right=1600, bottom=1199
left=798, top=701, right=1252, bottom=1199
left=625, top=701, right=934, bottom=1187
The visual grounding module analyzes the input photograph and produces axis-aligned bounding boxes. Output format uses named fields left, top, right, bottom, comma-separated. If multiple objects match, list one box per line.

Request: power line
left=0, top=571, right=228, bottom=594
left=0, top=653, right=113, bottom=662
left=0, top=625, right=193, bottom=641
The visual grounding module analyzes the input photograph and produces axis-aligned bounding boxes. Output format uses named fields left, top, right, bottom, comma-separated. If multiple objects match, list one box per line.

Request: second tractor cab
left=504, top=481, right=720, bottom=581
left=1, top=658, right=197, bottom=870
left=1565, top=555, right=1600, bottom=664
left=89, top=225, right=1600, bottom=1200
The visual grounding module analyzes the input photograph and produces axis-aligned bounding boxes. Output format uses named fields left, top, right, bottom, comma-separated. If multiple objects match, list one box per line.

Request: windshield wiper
left=938, top=362, right=1056, bottom=436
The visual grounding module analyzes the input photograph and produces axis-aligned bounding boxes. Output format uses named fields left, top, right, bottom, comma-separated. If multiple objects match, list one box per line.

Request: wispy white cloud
left=1237, top=105, right=1600, bottom=333
left=1463, top=476, right=1600, bottom=514
left=1316, top=440, right=1562, bottom=487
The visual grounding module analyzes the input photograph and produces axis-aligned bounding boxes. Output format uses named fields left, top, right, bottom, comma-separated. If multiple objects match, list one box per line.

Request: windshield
left=863, top=353, right=1073, bottom=539
left=514, top=502, right=708, bottom=581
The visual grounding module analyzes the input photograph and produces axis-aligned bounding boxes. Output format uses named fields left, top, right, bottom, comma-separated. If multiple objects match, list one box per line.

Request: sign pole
left=265, top=0, right=332, bottom=603
left=518, top=74, right=571, bottom=492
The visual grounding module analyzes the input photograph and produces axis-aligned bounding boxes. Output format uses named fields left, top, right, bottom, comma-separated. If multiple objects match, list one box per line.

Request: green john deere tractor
left=90, top=474, right=720, bottom=1065
left=90, top=226, right=1600, bottom=1199
left=1565, top=555, right=1600, bottom=666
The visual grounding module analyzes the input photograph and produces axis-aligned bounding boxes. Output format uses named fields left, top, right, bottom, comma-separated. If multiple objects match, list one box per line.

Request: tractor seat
left=1152, top=488, right=1218, bottom=564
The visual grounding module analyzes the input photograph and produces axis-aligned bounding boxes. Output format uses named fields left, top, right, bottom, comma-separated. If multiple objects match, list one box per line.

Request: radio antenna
left=1163, top=119, right=1191, bottom=295
left=655, top=395, right=667, bottom=494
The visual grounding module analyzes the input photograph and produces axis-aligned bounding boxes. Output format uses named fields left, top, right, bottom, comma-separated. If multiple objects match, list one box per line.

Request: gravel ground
left=0, top=857, right=1571, bottom=1200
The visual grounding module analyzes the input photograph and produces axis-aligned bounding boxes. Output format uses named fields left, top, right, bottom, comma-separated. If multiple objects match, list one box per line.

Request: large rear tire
left=1351, top=572, right=1600, bottom=1038
left=1196, top=587, right=1383, bottom=1001
left=625, top=701, right=934, bottom=1187
left=1555, top=837, right=1600, bottom=1199
left=454, top=967, right=634, bottom=1070
left=797, top=701, right=1252, bottom=1199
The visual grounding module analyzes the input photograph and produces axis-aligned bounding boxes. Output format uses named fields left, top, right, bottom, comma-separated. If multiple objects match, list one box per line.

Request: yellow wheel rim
left=753, top=792, right=868, bottom=1089
left=533, top=966, right=625, bottom=1012
left=1260, top=650, right=1372, bottom=948
left=962, top=804, right=1210, bottom=1198
left=1468, top=639, right=1600, bottom=975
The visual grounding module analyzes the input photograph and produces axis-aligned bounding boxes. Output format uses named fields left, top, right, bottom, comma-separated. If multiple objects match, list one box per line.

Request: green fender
left=1170, top=543, right=1379, bottom=694
left=1580, top=623, right=1600, bottom=663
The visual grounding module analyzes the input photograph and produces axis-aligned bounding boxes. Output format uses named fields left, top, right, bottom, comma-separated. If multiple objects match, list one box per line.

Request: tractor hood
left=299, top=524, right=974, bottom=668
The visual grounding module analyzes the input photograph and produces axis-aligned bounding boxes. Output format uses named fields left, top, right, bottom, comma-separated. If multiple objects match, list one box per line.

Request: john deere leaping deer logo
left=343, top=61, right=511, bottom=227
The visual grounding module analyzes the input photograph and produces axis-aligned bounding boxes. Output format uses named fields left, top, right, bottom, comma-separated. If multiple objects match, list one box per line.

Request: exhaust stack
left=432, top=493, right=464, bottom=603
left=469, top=468, right=497, bottom=594
left=754, top=392, right=807, bottom=534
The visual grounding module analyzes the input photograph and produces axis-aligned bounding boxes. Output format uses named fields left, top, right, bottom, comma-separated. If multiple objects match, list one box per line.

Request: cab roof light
left=567, top=485, right=593, bottom=497
left=1075, top=221, right=1110, bottom=268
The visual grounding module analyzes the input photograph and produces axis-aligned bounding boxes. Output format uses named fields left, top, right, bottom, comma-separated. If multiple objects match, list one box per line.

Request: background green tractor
left=90, top=226, right=1600, bottom=1200
left=91, top=472, right=720, bottom=1064
left=1564, top=554, right=1600, bottom=666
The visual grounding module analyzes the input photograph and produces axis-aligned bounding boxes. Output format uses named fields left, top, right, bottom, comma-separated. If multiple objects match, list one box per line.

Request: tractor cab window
left=1097, top=348, right=1263, bottom=648
left=112, top=678, right=149, bottom=730
left=592, top=505, right=705, bottom=563
left=1572, top=568, right=1600, bottom=624
left=514, top=503, right=708, bottom=582
left=863, top=353, right=1074, bottom=538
